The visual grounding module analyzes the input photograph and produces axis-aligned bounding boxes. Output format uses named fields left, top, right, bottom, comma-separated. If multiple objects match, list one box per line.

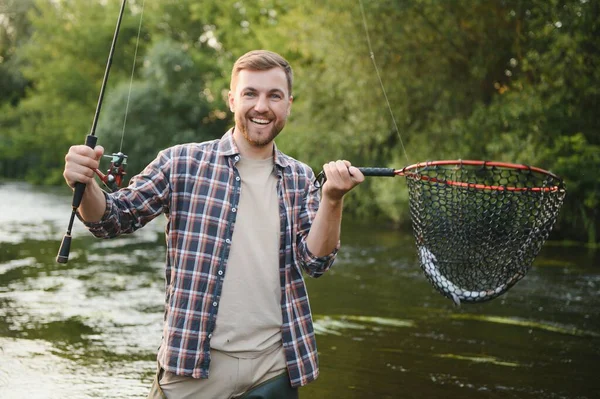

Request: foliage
left=0, top=0, right=35, bottom=107
left=97, top=39, right=230, bottom=176
left=542, top=133, right=600, bottom=244
left=0, top=0, right=597, bottom=243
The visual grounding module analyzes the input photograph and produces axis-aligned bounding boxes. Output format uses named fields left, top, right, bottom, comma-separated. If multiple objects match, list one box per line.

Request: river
left=0, top=181, right=598, bottom=399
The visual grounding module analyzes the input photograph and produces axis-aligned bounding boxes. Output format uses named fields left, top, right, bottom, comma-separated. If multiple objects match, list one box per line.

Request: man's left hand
left=320, top=160, right=365, bottom=201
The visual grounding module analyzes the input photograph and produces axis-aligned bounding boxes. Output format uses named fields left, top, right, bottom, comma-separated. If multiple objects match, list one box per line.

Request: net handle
left=359, top=167, right=398, bottom=177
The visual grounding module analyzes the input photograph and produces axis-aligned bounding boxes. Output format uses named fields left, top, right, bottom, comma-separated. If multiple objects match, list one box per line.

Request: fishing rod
left=56, top=0, right=128, bottom=264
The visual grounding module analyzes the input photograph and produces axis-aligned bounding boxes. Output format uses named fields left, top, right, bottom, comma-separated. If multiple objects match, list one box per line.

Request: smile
left=250, top=117, right=271, bottom=125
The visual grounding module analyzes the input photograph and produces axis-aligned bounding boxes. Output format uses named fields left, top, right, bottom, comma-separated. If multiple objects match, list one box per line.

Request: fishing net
left=316, top=160, right=566, bottom=305
left=400, top=161, right=566, bottom=305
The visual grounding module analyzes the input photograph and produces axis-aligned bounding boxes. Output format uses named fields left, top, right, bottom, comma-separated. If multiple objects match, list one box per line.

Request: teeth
left=251, top=118, right=270, bottom=125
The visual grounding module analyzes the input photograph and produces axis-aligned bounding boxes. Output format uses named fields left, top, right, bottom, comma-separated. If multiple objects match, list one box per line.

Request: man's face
left=229, top=68, right=293, bottom=148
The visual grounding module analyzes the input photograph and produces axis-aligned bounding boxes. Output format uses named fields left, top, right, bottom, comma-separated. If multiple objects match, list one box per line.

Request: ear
left=287, top=95, right=293, bottom=116
left=228, top=90, right=235, bottom=112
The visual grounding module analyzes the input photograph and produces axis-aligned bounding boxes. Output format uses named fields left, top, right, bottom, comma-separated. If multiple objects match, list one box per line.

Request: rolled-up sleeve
left=81, top=192, right=122, bottom=238
left=297, top=239, right=338, bottom=278
left=80, top=149, right=172, bottom=238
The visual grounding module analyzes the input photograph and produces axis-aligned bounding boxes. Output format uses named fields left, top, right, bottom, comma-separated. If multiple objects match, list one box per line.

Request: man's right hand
left=63, top=145, right=105, bottom=189
left=63, top=144, right=108, bottom=222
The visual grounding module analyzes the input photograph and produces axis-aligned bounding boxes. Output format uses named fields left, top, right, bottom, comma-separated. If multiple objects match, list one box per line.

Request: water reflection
left=0, top=182, right=599, bottom=398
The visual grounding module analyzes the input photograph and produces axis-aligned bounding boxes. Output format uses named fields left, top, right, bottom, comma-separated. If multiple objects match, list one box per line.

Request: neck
left=232, top=127, right=274, bottom=160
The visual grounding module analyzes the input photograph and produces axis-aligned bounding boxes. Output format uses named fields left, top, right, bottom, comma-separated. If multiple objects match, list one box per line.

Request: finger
left=333, top=160, right=356, bottom=182
left=335, top=160, right=364, bottom=183
left=66, top=170, right=94, bottom=185
left=322, top=161, right=342, bottom=182
left=64, top=145, right=101, bottom=188
left=71, top=144, right=96, bottom=157
left=64, top=169, right=95, bottom=188
left=322, top=160, right=365, bottom=190
left=322, top=162, right=348, bottom=193
left=335, top=160, right=349, bottom=173
left=323, top=160, right=354, bottom=182
left=348, top=166, right=365, bottom=183
left=66, top=146, right=101, bottom=170
left=64, top=159, right=97, bottom=179
left=94, top=145, right=105, bottom=161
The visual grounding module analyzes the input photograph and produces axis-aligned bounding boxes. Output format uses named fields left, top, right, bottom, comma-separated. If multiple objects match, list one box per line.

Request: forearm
left=306, top=160, right=364, bottom=256
left=306, top=197, right=343, bottom=257
left=77, top=180, right=107, bottom=223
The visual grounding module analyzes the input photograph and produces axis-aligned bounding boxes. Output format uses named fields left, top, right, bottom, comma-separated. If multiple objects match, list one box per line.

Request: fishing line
left=358, top=0, right=410, bottom=164
left=119, top=0, right=145, bottom=153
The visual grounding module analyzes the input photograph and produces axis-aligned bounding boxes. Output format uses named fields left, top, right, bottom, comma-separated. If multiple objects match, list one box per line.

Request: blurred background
left=0, top=0, right=598, bottom=398
left=1, top=0, right=598, bottom=240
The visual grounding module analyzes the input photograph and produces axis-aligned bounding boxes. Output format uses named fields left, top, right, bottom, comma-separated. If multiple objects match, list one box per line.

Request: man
left=63, top=50, right=364, bottom=398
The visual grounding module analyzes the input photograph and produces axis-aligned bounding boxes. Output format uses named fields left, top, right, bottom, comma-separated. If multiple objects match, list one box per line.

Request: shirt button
left=208, top=333, right=212, bottom=339
left=234, top=156, right=240, bottom=161
left=225, top=238, right=231, bottom=244
left=218, top=270, right=223, bottom=275
left=213, top=302, right=218, bottom=307
left=232, top=208, right=237, bottom=213
left=235, top=176, right=241, bottom=181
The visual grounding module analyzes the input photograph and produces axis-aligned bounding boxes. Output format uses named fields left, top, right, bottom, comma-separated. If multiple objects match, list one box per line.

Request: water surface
left=0, top=182, right=598, bottom=398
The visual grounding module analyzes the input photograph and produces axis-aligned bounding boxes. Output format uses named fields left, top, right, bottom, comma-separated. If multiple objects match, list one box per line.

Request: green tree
left=0, top=0, right=35, bottom=107
left=97, top=39, right=230, bottom=177
left=450, top=0, right=600, bottom=242
left=1, top=0, right=152, bottom=183
left=0, top=0, right=597, bottom=243
left=0, top=0, right=36, bottom=177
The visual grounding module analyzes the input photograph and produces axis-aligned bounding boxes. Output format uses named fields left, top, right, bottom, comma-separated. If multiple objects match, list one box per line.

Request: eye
left=270, top=93, right=283, bottom=100
left=243, top=91, right=256, bottom=97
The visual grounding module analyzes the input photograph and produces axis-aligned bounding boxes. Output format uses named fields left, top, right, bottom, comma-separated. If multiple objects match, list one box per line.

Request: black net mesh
left=406, top=163, right=566, bottom=305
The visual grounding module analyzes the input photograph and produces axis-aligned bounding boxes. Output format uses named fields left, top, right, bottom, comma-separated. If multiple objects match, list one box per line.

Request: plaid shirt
left=84, top=130, right=337, bottom=387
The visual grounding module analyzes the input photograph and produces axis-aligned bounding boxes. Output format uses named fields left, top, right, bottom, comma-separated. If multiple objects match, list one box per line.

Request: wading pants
left=147, top=344, right=298, bottom=399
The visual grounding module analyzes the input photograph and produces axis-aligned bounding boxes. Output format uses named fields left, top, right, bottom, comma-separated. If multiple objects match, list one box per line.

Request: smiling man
left=62, top=50, right=363, bottom=398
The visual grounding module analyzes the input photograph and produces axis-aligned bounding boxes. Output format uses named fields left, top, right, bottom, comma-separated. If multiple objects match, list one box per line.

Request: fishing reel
left=94, top=151, right=128, bottom=192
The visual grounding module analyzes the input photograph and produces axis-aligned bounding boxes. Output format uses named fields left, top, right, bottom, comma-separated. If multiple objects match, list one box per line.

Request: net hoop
left=402, top=159, right=566, bottom=305
left=398, top=160, right=564, bottom=193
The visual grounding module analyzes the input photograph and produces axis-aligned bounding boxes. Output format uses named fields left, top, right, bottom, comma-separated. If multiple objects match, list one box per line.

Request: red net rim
left=398, top=160, right=564, bottom=192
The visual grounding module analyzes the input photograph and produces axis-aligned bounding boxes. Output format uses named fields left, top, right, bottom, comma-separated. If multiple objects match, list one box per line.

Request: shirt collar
left=217, top=128, right=292, bottom=170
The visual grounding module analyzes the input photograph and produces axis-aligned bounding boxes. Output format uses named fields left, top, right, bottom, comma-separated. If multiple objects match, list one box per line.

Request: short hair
left=231, top=50, right=293, bottom=96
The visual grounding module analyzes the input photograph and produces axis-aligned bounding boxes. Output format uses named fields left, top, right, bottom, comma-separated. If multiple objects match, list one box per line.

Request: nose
left=253, top=94, right=269, bottom=113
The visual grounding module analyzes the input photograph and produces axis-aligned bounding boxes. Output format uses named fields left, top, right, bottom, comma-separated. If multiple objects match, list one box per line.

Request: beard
left=235, top=110, right=286, bottom=147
